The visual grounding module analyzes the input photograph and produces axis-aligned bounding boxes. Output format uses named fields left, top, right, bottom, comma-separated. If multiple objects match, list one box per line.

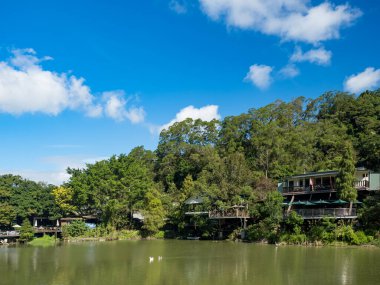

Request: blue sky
left=0, top=0, right=379, bottom=184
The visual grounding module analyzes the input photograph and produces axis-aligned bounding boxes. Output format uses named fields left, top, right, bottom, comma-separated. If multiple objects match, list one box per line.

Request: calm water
left=1, top=240, right=379, bottom=285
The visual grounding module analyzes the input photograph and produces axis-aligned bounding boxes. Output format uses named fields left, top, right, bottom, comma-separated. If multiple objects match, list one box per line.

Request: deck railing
left=34, top=227, right=61, bottom=233
left=282, top=181, right=369, bottom=194
left=282, top=185, right=333, bottom=193
left=0, top=231, right=20, bottom=237
left=354, top=180, right=369, bottom=189
left=286, top=208, right=356, bottom=219
left=209, top=209, right=249, bottom=219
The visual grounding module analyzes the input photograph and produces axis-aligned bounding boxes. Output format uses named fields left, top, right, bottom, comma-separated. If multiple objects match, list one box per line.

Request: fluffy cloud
left=279, top=64, right=300, bottom=78
left=169, top=0, right=188, bottom=14
left=1, top=155, right=109, bottom=185
left=244, top=64, right=273, bottom=89
left=199, top=0, right=361, bottom=44
left=160, top=105, right=220, bottom=131
left=290, top=46, right=332, bottom=65
left=103, top=91, right=145, bottom=123
left=344, top=67, right=380, bottom=94
left=0, top=48, right=144, bottom=123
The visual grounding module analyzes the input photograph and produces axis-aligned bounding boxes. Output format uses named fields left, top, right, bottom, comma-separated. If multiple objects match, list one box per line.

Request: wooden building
left=278, top=168, right=380, bottom=219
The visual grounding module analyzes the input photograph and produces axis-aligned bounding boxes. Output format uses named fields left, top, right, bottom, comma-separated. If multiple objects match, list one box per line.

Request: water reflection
left=0, top=241, right=379, bottom=285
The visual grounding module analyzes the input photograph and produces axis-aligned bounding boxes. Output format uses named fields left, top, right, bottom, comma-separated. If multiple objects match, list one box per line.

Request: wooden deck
left=0, top=227, right=62, bottom=239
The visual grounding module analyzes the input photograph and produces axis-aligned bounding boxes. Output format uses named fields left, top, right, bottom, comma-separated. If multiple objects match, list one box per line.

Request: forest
left=1, top=90, right=379, bottom=244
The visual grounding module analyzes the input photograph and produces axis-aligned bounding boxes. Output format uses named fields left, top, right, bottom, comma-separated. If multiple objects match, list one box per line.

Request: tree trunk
left=349, top=201, right=353, bottom=216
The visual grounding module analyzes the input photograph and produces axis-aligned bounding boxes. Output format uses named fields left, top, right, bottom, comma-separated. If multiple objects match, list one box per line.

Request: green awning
left=353, top=200, right=362, bottom=204
left=331, top=199, right=348, bottom=204
left=184, top=196, right=204, bottom=205
left=304, top=201, right=316, bottom=206
left=313, top=199, right=330, bottom=205
left=292, top=200, right=306, bottom=205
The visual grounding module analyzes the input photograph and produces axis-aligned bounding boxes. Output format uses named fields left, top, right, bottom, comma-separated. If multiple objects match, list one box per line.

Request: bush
left=355, top=231, right=372, bottom=244
left=284, top=211, right=304, bottom=235
left=29, top=235, right=56, bottom=247
left=280, top=233, right=307, bottom=245
left=19, top=219, right=34, bottom=242
left=335, top=225, right=359, bottom=245
left=153, top=231, right=165, bottom=239
left=62, top=220, right=89, bottom=238
left=118, top=230, right=141, bottom=240
left=246, top=220, right=279, bottom=243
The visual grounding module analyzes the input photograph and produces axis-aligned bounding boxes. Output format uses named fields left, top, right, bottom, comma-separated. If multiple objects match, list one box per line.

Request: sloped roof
left=184, top=196, right=204, bottom=205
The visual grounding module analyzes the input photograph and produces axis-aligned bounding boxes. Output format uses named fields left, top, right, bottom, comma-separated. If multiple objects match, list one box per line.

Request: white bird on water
left=158, top=256, right=162, bottom=261
left=149, top=257, right=154, bottom=263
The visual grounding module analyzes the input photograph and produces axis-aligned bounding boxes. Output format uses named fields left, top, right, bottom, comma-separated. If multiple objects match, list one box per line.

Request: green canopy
left=282, top=202, right=289, bottom=207
left=292, top=200, right=306, bottom=205
left=331, top=199, right=348, bottom=204
left=184, top=196, right=204, bottom=205
left=304, top=201, right=316, bottom=206
left=353, top=200, right=362, bottom=204
left=313, top=199, right=330, bottom=205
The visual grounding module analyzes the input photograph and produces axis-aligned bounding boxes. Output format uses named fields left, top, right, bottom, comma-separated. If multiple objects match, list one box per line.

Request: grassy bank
left=28, top=235, right=57, bottom=247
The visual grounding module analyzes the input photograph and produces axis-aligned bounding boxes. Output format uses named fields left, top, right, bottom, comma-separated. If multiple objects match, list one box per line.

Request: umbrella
left=12, top=224, right=21, bottom=228
left=292, top=200, right=306, bottom=205
left=184, top=196, right=204, bottom=205
left=331, top=199, right=348, bottom=204
left=313, top=199, right=330, bottom=205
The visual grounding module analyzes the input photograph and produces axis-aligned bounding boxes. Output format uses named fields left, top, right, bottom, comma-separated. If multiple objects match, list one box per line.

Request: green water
left=1, top=240, right=379, bottom=285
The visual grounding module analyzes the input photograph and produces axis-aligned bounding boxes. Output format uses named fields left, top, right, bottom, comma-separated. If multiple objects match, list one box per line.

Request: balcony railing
left=354, top=180, right=369, bottom=189
left=282, top=180, right=369, bottom=194
left=282, top=185, right=334, bottom=194
left=0, top=231, right=20, bottom=237
left=286, top=208, right=356, bottom=219
left=209, top=209, right=249, bottom=219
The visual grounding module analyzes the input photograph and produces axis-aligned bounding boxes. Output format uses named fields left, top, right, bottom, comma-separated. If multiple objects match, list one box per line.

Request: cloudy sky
left=1, top=0, right=379, bottom=184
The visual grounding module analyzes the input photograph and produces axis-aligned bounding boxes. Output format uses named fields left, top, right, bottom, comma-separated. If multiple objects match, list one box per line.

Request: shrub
left=19, top=219, right=34, bottom=242
left=334, top=225, right=359, bottom=245
left=118, top=230, right=141, bottom=240
left=62, top=220, right=89, bottom=238
left=29, top=235, right=56, bottom=247
left=153, top=231, right=165, bottom=239
left=280, top=233, right=307, bottom=245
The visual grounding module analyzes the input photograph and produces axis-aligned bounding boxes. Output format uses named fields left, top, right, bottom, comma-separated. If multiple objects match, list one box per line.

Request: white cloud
left=290, top=46, right=332, bottom=65
left=160, top=105, right=220, bottom=131
left=0, top=48, right=144, bottom=123
left=244, top=64, right=273, bottom=89
left=344, top=67, right=380, bottom=94
left=103, top=91, right=145, bottom=123
left=279, top=64, right=300, bottom=78
left=170, top=0, right=187, bottom=14
left=199, top=0, right=361, bottom=44
left=0, top=155, right=109, bottom=185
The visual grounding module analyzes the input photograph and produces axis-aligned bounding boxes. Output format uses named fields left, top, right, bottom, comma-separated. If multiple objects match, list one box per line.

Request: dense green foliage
left=28, top=235, right=56, bottom=247
left=0, top=174, right=59, bottom=227
left=61, top=220, right=89, bottom=238
left=1, top=90, right=379, bottom=242
left=19, top=219, right=35, bottom=242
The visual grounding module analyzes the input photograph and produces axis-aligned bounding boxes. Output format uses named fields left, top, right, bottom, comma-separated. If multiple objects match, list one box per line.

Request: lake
left=1, top=240, right=379, bottom=285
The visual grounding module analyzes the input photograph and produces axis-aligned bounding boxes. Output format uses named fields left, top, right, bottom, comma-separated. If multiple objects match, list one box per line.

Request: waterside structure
left=278, top=168, right=380, bottom=219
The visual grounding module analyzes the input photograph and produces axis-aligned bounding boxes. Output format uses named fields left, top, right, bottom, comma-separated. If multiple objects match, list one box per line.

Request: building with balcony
left=278, top=168, right=380, bottom=220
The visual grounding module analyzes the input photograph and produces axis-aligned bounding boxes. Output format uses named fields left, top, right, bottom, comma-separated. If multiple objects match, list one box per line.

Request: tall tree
left=336, top=142, right=357, bottom=213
